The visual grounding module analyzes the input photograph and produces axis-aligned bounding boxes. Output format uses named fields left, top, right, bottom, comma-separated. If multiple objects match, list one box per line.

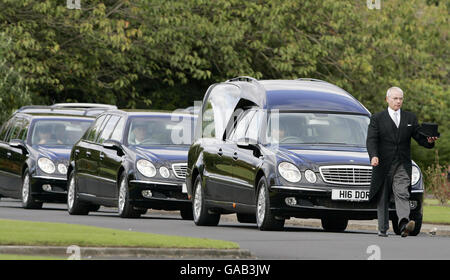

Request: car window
left=266, top=112, right=370, bottom=146
left=110, top=117, right=126, bottom=142
left=97, top=115, right=120, bottom=144
left=126, top=116, right=196, bottom=146
left=202, top=84, right=240, bottom=139
left=30, top=119, right=92, bottom=146
left=18, top=118, right=30, bottom=140
left=86, top=115, right=107, bottom=142
left=6, top=118, right=24, bottom=142
left=230, top=110, right=255, bottom=142
left=245, top=110, right=262, bottom=142
left=0, top=118, right=14, bottom=142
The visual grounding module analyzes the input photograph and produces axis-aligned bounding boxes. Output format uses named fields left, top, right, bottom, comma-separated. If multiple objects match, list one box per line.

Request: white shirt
left=387, top=107, right=401, bottom=127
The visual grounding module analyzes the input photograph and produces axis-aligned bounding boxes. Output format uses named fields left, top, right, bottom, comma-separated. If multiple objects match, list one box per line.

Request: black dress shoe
left=378, top=231, right=388, bottom=237
left=401, top=220, right=415, bottom=237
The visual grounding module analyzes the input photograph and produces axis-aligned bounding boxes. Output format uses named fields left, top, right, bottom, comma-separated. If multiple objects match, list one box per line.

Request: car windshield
left=31, top=119, right=92, bottom=146
left=126, top=116, right=195, bottom=146
left=266, top=112, right=370, bottom=146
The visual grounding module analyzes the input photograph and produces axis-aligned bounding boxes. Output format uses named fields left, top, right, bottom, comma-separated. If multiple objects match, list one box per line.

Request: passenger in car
left=37, top=126, right=61, bottom=145
left=130, top=123, right=148, bottom=145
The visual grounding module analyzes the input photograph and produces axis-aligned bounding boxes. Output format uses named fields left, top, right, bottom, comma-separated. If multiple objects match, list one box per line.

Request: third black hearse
left=186, top=77, right=424, bottom=235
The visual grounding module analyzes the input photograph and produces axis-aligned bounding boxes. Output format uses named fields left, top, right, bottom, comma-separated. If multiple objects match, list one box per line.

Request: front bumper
left=268, top=185, right=423, bottom=220
left=30, top=175, right=67, bottom=203
left=128, top=179, right=191, bottom=210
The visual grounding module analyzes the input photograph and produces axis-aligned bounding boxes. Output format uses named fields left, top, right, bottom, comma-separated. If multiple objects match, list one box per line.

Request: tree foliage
left=0, top=0, right=448, bottom=167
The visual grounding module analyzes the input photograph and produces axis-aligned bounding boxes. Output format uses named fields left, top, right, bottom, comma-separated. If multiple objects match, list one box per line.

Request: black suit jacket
left=366, top=109, right=434, bottom=201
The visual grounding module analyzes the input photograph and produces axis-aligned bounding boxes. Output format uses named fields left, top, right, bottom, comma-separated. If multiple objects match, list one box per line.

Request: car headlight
left=278, top=162, right=301, bottom=183
left=305, top=169, right=317, bottom=183
left=159, top=166, right=170, bottom=178
left=136, top=159, right=156, bottom=178
left=411, top=165, right=421, bottom=185
left=38, top=158, right=55, bottom=174
left=57, top=164, right=68, bottom=175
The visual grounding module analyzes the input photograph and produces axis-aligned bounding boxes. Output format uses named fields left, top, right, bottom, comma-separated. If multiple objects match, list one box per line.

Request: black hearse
left=0, top=104, right=115, bottom=208
left=67, top=110, right=196, bottom=218
left=186, top=77, right=424, bottom=234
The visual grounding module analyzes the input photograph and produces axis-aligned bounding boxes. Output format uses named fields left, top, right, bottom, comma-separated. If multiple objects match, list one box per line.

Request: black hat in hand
left=418, top=122, right=440, bottom=137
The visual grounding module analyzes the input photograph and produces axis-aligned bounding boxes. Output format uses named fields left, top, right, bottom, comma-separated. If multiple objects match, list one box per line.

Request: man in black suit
left=366, top=87, right=438, bottom=237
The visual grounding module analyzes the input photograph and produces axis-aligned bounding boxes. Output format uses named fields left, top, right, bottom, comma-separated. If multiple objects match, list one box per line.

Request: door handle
left=74, top=149, right=80, bottom=155
left=99, top=153, right=105, bottom=160
left=86, top=151, right=91, bottom=157
left=217, top=148, right=223, bottom=156
left=232, top=152, right=238, bottom=160
left=6, top=152, right=11, bottom=158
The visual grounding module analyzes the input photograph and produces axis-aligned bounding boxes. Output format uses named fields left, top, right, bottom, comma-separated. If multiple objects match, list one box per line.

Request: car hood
left=131, top=145, right=189, bottom=164
left=274, top=145, right=370, bottom=167
left=32, top=145, right=72, bottom=162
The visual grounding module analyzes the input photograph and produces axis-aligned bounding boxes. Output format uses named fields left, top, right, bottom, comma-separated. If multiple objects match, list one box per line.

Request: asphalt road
left=1, top=199, right=449, bottom=260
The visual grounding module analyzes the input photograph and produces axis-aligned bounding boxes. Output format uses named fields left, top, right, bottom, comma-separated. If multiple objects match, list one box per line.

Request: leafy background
left=0, top=0, right=448, bottom=172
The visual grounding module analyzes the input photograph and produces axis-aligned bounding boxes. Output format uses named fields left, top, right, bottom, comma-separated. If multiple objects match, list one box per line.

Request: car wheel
left=67, top=171, right=90, bottom=215
left=192, top=175, right=220, bottom=226
left=118, top=174, right=141, bottom=218
left=321, top=217, right=348, bottom=232
left=21, top=169, right=42, bottom=209
left=256, top=176, right=284, bottom=231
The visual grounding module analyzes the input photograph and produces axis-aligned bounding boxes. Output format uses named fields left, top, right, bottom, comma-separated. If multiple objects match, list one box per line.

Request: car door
left=232, top=109, right=263, bottom=206
left=0, top=118, right=14, bottom=195
left=96, top=115, right=123, bottom=199
left=2, top=117, right=29, bottom=196
left=228, top=109, right=258, bottom=205
left=76, top=114, right=107, bottom=195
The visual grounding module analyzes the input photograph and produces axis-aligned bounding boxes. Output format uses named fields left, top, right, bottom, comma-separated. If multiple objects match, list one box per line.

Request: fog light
left=409, top=200, right=418, bottom=210
left=142, top=190, right=153, bottom=198
left=42, top=184, right=52, bottom=192
left=285, top=197, right=297, bottom=206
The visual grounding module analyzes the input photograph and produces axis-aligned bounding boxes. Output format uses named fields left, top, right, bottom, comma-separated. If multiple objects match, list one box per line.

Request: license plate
left=331, top=189, right=370, bottom=201
left=182, top=183, right=187, bottom=193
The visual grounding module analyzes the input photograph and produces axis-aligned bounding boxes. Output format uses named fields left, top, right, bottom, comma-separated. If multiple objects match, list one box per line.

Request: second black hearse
left=186, top=77, right=424, bottom=235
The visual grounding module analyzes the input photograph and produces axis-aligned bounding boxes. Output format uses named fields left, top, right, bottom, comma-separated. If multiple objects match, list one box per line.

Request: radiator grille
left=319, top=165, right=372, bottom=185
left=172, top=163, right=187, bottom=179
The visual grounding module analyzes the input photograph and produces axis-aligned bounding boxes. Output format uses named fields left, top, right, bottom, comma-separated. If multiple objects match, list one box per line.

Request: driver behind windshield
left=130, top=123, right=148, bottom=145
left=37, top=126, right=62, bottom=145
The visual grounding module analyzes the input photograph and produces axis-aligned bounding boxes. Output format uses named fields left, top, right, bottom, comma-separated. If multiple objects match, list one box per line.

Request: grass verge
left=0, top=219, right=239, bottom=249
left=0, top=254, right=63, bottom=260
left=423, top=206, right=450, bottom=225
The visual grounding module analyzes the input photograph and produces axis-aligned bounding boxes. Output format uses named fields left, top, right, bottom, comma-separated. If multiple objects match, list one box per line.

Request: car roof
left=14, top=105, right=116, bottom=118
left=102, top=109, right=197, bottom=118
left=224, top=77, right=370, bottom=115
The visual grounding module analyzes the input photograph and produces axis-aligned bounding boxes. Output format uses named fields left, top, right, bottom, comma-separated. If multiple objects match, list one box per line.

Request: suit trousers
left=377, top=163, right=411, bottom=232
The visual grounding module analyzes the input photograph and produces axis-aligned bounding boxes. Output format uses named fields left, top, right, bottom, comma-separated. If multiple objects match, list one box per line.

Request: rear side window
left=97, top=115, right=121, bottom=144
left=6, top=118, right=27, bottom=142
left=202, top=84, right=240, bottom=139
left=86, top=115, right=107, bottom=142
left=0, top=118, right=14, bottom=142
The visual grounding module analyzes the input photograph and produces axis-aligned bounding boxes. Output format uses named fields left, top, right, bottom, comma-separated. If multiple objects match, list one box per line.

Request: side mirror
left=236, top=138, right=261, bottom=157
left=102, top=139, right=122, bottom=150
left=9, top=139, right=28, bottom=154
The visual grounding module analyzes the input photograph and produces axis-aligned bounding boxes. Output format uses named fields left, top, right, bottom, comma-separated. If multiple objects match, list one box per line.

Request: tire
left=321, top=217, right=348, bottom=232
left=192, top=175, right=220, bottom=226
left=256, top=176, right=285, bottom=231
left=21, top=169, right=43, bottom=209
left=67, top=171, right=90, bottom=215
left=118, top=173, right=141, bottom=218
left=180, top=208, right=194, bottom=220
left=236, top=213, right=256, bottom=224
